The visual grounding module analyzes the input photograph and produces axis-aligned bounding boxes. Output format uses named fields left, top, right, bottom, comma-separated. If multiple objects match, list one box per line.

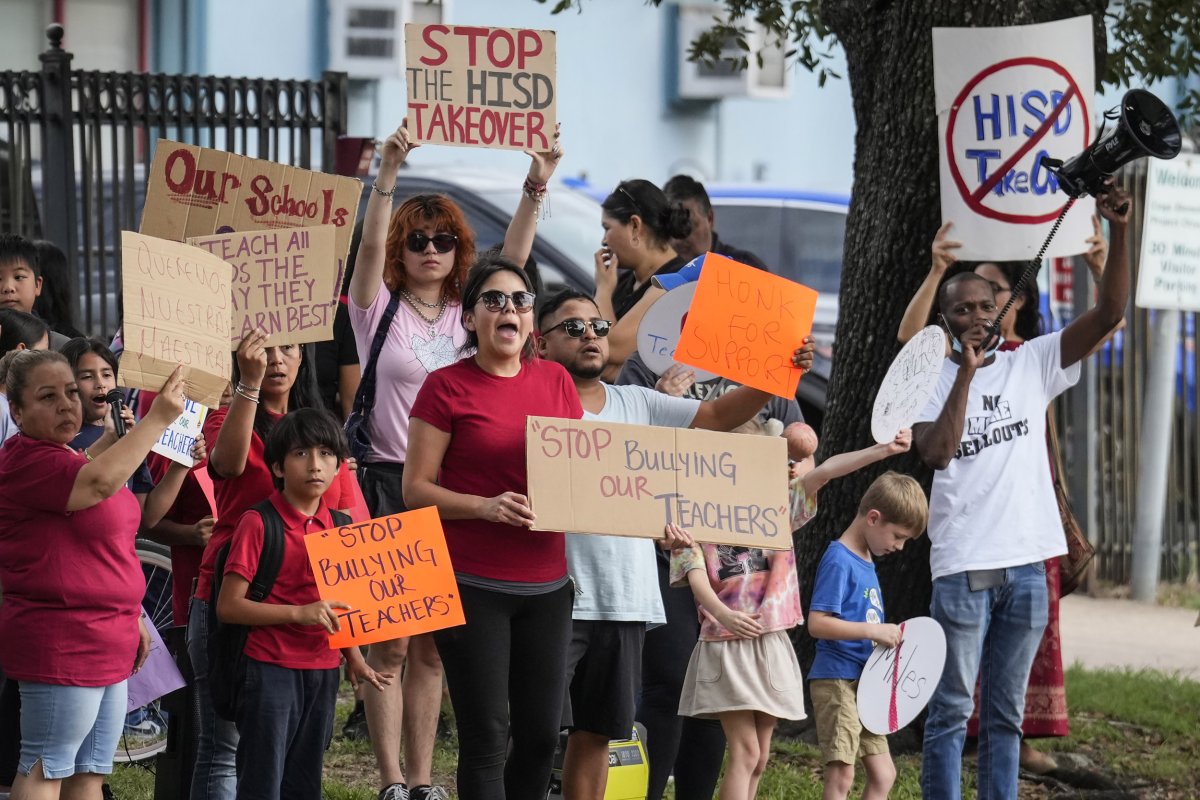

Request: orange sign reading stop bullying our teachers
left=303, top=506, right=464, bottom=648
left=675, top=253, right=818, bottom=399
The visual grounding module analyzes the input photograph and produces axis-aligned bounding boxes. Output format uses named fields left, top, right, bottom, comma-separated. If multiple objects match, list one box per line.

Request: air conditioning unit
left=673, top=3, right=790, bottom=102
left=328, top=0, right=447, bottom=79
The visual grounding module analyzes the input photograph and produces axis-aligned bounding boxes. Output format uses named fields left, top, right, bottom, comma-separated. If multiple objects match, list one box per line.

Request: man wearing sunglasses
left=536, top=288, right=814, bottom=800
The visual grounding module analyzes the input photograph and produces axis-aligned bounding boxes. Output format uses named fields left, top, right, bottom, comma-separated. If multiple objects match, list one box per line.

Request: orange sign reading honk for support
left=303, top=506, right=464, bottom=648
left=675, top=253, right=818, bottom=399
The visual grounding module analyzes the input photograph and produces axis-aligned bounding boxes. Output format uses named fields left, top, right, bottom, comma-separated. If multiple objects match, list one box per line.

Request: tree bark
left=793, top=0, right=1107, bottom=670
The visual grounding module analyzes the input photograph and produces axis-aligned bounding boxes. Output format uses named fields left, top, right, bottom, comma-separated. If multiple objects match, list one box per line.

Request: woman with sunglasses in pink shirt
left=347, top=121, right=563, bottom=800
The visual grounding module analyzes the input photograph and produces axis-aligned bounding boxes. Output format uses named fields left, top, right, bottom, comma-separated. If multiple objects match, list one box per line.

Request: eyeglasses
left=405, top=232, right=458, bottom=254
left=478, top=290, right=536, bottom=313
left=543, top=318, right=612, bottom=338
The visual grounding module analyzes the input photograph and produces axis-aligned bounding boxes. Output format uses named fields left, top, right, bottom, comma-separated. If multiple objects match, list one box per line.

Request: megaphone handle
left=991, top=197, right=1078, bottom=337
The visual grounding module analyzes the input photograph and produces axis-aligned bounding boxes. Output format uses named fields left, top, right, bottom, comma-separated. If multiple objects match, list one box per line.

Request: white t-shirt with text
left=915, top=331, right=1079, bottom=580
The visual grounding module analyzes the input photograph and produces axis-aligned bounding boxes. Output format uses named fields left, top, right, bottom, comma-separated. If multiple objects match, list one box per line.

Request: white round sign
left=636, top=282, right=717, bottom=382
left=870, top=325, right=947, bottom=444
left=857, top=616, right=947, bottom=735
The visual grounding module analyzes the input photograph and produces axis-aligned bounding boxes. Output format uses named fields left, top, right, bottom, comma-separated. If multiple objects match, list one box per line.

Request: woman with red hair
left=347, top=121, right=562, bottom=800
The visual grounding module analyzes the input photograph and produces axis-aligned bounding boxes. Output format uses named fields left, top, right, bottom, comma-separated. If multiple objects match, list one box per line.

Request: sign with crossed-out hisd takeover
left=933, top=15, right=1096, bottom=260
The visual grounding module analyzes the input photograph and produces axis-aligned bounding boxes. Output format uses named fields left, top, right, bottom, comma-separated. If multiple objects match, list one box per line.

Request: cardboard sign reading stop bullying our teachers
left=674, top=253, right=817, bottom=399
left=933, top=15, right=1096, bottom=260
left=405, top=24, right=556, bottom=151
left=526, top=416, right=790, bottom=550
left=187, top=226, right=339, bottom=347
left=140, top=139, right=361, bottom=301
left=118, top=232, right=232, bottom=409
left=304, top=507, right=465, bottom=648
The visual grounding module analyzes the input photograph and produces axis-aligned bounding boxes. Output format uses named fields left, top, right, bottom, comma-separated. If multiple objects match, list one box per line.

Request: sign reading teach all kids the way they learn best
left=933, top=15, right=1096, bottom=260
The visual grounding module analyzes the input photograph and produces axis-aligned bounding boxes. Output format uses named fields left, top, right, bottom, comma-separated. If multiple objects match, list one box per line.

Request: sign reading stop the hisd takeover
left=1135, top=154, right=1200, bottom=311
left=404, top=24, right=556, bottom=151
left=526, top=417, right=791, bottom=550
left=933, top=15, right=1096, bottom=260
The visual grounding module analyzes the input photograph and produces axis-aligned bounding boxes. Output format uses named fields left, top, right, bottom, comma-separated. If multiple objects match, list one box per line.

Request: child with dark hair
left=216, top=408, right=390, bottom=800
left=0, top=308, right=49, bottom=355
left=32, top=240, right=85, bottom=340
left=0, top=234, right=69, bottom=349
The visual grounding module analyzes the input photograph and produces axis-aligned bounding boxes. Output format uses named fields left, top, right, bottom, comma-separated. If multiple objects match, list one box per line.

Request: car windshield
left=478, top=186, right=602, bottom=271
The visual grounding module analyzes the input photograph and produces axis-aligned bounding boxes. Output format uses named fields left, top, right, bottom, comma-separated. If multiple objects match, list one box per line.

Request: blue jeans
left=921, top=563, right=1048, bottom=800
left=186, top=597, right=239, bottom=800
left=18, top=681, right=126, bottom=779
left=233, top=658, right=339, bottom=800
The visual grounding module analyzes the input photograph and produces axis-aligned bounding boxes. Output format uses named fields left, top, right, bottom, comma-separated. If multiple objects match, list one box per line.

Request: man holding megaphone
left=911, top=177, right=1131, bottom=800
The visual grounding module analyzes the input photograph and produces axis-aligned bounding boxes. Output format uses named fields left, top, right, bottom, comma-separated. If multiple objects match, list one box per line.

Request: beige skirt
left=678, top=629, right=807, bottom=721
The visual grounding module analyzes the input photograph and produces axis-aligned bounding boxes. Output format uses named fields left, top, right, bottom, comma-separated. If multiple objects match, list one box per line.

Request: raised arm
left=67, top=367, right=186, bottom=512
left=899, top=222, right=960, bottom=344
left=350, top=125, right=414, bottom=310
left=140, top=434, right=207, bottom=530
left=501, top=124, right=563, bottom=268
left=691, top=338, right=815, bottom=431
left=802, top=428, right=911, bottom=497
left=1060, top=184, right=1131, bottom=369
left=208, top=331, right=267, bottom=479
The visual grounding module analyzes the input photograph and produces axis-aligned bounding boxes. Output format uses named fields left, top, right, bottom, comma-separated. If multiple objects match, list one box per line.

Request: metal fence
left=1056, top=157, right=1200, bottom=589
left=0, top=23, right=348, bottom=336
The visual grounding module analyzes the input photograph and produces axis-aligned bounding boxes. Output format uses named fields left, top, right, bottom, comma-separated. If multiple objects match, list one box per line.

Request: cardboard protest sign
left=187, top=226, right=339, bottom=347
left=858, top=616, right=947, bottom=735
left=1135, top=154, right=1200, bottom=311
left=527, top=417, right=790, bottom=550
left=118, top=232, right=232, bottom=409
left=934, top=15, right=1096, bottom=260
left=152, top=399, right=208, bottom=467
left=637, top=282, right=717, bottom=383
left=139, top=139, right=361, bottom=302
left=304, top=506, right=465, bottom=648
left=871, top=325, right=947, bottom=444
left=405, top=24, right=556, bottom=151
left=674, top=253, right=817, bottom=399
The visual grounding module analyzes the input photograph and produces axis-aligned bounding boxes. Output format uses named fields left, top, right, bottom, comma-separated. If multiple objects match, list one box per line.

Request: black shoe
left=343, top=700, right=369, bottom=741
left=410, top=787, right=448, bottom=800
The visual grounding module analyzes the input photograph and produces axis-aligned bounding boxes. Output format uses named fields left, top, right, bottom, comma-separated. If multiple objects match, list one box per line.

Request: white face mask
left=942, top=315, right=1002, bottom=357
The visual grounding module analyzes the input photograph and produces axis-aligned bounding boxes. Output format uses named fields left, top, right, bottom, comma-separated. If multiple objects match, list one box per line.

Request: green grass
left=109, top=666, right=1200, bottom=799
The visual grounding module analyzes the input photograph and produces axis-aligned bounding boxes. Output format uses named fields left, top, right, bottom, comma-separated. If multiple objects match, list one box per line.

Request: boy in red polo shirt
left=216, top=408, right=392, bottom=800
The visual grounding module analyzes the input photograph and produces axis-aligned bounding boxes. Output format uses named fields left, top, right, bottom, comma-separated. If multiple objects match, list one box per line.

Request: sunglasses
left=544, top=318, right=612, bottom=338
left=478, top=290, right=536, bottom=313
left=405, top=232, right=458, bottom=254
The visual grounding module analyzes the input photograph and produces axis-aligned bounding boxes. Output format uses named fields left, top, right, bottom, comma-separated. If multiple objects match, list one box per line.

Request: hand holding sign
left=858, top=616, right=947, bottom=735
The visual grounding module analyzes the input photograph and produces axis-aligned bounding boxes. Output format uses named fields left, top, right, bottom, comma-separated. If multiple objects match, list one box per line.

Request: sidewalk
left=1060, top=594, right=1200, bottom=678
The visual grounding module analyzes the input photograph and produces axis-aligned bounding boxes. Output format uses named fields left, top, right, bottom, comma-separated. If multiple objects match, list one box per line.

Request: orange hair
left=383, top=194, right=476, bottom=303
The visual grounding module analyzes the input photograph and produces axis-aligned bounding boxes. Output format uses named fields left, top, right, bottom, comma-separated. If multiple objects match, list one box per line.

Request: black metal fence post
left=38, top=23, right=79, bottom=319
left=321, top=71, right=348, bottom=174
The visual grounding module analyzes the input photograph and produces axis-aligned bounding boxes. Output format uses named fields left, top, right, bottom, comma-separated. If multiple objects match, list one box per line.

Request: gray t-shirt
left=569, top=383, right=700, bottom=625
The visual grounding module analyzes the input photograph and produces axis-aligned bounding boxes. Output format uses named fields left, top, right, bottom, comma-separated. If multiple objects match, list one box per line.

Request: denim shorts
left=18, top=681, right=127, bottom=779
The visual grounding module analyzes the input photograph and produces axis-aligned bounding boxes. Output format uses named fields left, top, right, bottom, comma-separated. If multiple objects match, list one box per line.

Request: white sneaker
left=378, top=784, right=409, bottom=800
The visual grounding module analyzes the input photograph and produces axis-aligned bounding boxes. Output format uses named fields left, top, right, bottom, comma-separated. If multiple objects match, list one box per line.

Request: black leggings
left=637, top=556, right=726, bottom=800
left=0, top=676, right=19, bottom=786
left=433, top=582, right=573, bottom=800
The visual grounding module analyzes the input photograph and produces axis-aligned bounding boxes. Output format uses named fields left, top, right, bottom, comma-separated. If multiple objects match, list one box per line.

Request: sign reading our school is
left=933, top=15, right=1096, bottom=260
left=404, top=24, right=556, bottom=151
left=303, top=507, right=465, bottom=648
left=139, top=140, right=361, bottom=303
left=526, top=416, right=790, bottom=550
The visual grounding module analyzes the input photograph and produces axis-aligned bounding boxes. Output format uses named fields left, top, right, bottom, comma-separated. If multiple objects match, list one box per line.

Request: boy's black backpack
left=207, top=499, right=351, bottom=721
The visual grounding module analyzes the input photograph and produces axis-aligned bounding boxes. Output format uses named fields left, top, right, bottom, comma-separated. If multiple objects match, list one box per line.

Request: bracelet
left=371, top=181, right=396, bottom=198
left=234, top=386, right=260, bottom=404
left=236, top=381, right=261, bottom=395
left=522, top=177, right=548, bottom=199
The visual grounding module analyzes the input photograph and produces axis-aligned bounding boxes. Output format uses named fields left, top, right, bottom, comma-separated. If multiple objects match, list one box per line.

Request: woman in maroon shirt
left=405, top=257, right=583, bottom=799
left=0, top=351, right=184, bottom=799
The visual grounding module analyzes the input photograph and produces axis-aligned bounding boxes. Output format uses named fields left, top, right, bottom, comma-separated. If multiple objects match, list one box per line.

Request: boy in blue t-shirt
left=807, top=471, right=928, bottom=800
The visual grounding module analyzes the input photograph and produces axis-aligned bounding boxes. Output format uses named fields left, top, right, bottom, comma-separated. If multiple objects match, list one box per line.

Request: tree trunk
left=793, top=0, right=1107, bottom=670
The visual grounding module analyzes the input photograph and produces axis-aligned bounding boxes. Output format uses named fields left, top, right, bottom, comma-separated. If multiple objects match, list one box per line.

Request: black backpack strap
left=349, top=291, right=402, bottom=420
left=247, top=499, right=287, bottom=602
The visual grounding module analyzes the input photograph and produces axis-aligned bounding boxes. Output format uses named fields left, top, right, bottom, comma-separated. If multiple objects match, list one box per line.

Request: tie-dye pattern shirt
left=670, top=483, right=817, bottom=642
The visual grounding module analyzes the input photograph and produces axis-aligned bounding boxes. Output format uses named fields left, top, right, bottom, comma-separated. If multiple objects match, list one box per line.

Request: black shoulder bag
left=344, top=291, right=401, bottom=463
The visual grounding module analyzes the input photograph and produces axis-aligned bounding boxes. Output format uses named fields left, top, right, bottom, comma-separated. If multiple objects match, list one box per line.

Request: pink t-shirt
left=0, top=435, right=144, bottom=685
left=348, top=283, right=467, bottom=464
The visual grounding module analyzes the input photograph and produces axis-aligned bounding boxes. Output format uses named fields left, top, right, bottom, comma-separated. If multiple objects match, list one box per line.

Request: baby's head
left=784, top=422, right=818, bottom=461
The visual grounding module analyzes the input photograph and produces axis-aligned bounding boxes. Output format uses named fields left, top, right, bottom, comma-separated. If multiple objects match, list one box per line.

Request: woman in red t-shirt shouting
left=405, top=257, right=583, bottom=799
left=0, top=351, right=185, bottom=800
